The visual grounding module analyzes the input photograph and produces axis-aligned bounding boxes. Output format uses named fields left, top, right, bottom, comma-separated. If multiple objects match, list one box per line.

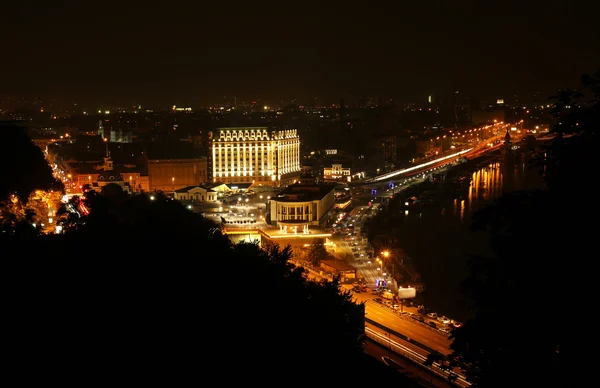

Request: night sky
left=2, top=0, right=598, bottom=107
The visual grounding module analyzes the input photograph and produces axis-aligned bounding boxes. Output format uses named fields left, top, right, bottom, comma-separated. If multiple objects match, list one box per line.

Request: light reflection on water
left=447, top=160, right=543, bottom=221
left=399, top=157, right=544, bottom=320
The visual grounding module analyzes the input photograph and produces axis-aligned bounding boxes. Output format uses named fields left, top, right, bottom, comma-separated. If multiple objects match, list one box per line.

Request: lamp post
left=375, top=257, right=383, bottom=288
left=382, top=250, right=391, bottom=275
left=172, top=176, right=175, bottom=196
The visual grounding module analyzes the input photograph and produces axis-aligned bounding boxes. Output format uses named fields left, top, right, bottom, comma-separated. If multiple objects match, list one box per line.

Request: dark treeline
left=365, top=70, right=600, bottom=387
left=2, top=189, right=409, bottom=383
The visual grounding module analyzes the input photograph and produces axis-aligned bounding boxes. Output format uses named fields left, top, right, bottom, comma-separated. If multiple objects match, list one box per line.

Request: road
left=363, top=340, right=455, bottom=388
left=352, top=291, right=453, bottom=355
left=360, top=122, right=520, bottom=185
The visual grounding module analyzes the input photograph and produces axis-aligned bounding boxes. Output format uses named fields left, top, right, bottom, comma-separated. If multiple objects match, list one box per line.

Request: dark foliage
left=0, top=121, right=62, bottom=201
left=2, top=188, right=406, bottom=383
left=448, top=70, right=600, bottom=387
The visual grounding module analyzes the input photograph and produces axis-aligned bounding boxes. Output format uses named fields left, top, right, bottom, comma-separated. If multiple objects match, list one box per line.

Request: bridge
left=358, top=125, right=518, bottom=185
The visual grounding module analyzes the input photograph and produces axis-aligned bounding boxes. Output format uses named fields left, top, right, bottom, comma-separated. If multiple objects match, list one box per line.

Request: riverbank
left=365, top=147, right=544, bottom=321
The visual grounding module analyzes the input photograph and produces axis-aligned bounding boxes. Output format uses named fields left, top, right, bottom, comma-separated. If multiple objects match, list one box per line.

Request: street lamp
left=172, top=177, right=175, bottom=195
left=382, top=250, right=395, bottom=291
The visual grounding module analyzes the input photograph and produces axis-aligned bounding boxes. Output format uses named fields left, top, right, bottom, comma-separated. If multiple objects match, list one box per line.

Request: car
left=427, top=312, right=438, bottom=319
left=440, top=327, right=452, bottom=334
left=427, top=321, right=437, bottom=328
left=374, top=298, right=383, bottom=304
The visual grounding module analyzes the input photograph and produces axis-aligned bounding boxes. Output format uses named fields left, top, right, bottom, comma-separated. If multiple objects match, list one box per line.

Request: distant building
left=323, top=163, right=352, bottom=183
left=173, top=185, right=218, bottom=202
left=145, top=142, right=208, bottom=193
left=97, top=120, right=132, bottom=143
left=147, top=157, right=208, bottom=193
left=211, top=127, right=301, bottom=187
left=91, top=155, right=131, bottom=193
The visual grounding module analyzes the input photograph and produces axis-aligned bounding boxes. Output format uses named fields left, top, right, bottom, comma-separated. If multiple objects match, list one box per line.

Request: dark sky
left=1, top=0, right=598, bottom=107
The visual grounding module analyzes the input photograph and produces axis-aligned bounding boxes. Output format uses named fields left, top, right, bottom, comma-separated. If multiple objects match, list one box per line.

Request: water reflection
left=449, top=159, right=543, bottom=221
left=398, top=155, right=545, bottom=320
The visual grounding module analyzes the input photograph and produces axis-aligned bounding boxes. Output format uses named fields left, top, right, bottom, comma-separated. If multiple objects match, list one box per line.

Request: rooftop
left=320, top=259, right=356, bottom=272
left=273, top=182, right=336, bottom=202
left=145, top=141, right=207, bottom=160
left=259, top=227, right=331, bottom=240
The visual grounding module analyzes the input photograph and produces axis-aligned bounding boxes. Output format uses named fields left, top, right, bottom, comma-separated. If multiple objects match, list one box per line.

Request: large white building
left=211, top=127, right=301, bottom=187
left=268, top=182, right=337, bottom=231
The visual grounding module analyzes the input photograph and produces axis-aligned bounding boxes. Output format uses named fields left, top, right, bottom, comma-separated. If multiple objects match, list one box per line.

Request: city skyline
left=2, top=1, right=598, bottom=108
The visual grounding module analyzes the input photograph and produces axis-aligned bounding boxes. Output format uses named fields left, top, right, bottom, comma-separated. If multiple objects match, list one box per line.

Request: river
left=393, top=150, right=545, bottom=322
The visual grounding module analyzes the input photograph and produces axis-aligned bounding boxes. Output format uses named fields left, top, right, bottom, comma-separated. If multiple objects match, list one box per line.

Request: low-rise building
left=173, top=185, right=218, bottom=202
left=320, top=259, right=357, bottom=280
left=323, top=163, right=352, bottom=183
left=147, top=157, right=208, bottom=193
left=268, top=179, right=336, bottom=230
left=91, top=156, right=131, bottom=193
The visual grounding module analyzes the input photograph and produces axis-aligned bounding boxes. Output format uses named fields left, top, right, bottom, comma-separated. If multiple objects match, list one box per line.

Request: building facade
left=268, top=182, right=336, bottom=229
left=91, top=156, right=131, bottom=193
left=173, top=185, right=218, bottom=202
left=211, top=127, right=301, bottom=187
left=323, top=163, right=352, bottom=182
left=147, top=157, right=208, bottom=193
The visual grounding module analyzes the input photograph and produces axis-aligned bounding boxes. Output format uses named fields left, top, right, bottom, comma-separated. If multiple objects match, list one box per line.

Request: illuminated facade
left=323, top=163, right=352, bottom=182
left=211, top=127, right=301, bottom=186
left=268, top=183, right=336, bottom=229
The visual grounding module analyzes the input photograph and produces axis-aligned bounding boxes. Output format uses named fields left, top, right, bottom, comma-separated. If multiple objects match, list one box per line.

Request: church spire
left=103, top=138, right=113, bottom=171
left=504, top=129, right=512, bottom=150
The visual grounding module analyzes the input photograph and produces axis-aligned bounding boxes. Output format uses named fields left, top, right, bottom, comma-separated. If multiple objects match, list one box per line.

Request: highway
left=362, top=340, right=455, bottom=388
left=331, top=204, right=455, bottom=356
left=353, top=291, right=453, bottom=355
left=360, top=122, right=518, bottom=185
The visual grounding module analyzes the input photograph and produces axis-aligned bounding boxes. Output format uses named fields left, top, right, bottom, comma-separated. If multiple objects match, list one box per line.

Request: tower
left=98, top=120, right=105, bottom=139
left=103, top=140, right=113, bottom=171
left=504, top=129, right=512, bottom=151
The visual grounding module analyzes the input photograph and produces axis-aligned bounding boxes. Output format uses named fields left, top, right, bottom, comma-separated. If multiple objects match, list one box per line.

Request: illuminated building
left=173, top=185, right=218, bottom=202
left=211, top=127, right=301, bottom=187
left=91, top=155, right=131, bottom=193
left=323, top=163, right=352, bottom=182
left=267, top=180, right=336, bottom=231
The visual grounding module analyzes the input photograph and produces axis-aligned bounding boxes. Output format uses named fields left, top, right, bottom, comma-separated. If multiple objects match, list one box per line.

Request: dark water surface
left=396, top=153, right=545, bottom=321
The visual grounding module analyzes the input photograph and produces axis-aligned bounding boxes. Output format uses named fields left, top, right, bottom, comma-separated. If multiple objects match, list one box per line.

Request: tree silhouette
left=307, top=238, right=328, bottom=266
left=1, top=188, right=402, bottom=383
left=448, top=70, right=600, bottom=388
left=0, top=121, right=62, bottom=201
